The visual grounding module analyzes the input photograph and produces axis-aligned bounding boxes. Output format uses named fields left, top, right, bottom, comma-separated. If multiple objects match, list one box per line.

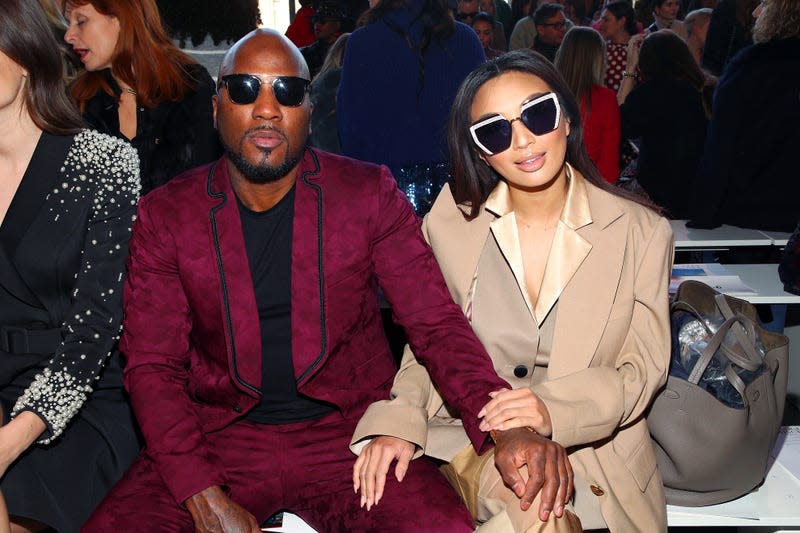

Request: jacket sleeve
left=120, top=195, right=227, bottom=505
left=12, top=134, right=140, bottom=444
left=358, top=167, right=508, bottom=455
left=534, top=217, right=673, bottom=448
left=351, top=344, right=443, bottom=457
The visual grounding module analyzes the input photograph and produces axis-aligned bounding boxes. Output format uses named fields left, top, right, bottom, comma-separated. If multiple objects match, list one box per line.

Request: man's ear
left=212, top=95, right=219, bottom=129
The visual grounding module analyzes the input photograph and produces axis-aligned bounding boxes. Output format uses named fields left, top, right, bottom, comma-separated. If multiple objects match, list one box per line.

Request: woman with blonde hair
left=63, top=0, right=221, bottom=194
left=689, top=0, right=800, bottom=231
left=555, top=26, right=620, bottom=183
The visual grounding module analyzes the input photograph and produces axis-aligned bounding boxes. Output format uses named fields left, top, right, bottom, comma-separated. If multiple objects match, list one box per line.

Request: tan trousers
left=441, top=444, right=605, bottom=532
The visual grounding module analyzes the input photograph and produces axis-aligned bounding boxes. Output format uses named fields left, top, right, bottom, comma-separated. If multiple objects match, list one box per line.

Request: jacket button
left=232, top=405, right=242, bottom=413
left=514, top=365, right=528, bottom=378
left=590, top=484, right=605, bottom=496
left=154, top=137, right=161, bottom=145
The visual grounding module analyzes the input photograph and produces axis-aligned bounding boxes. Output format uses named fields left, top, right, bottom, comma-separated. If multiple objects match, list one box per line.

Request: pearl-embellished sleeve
left=11, top=131, right=141, bottom=444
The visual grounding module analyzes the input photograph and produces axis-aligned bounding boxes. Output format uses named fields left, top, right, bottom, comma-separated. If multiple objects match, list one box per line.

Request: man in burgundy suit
left=83, top=29, right=571, bottom=532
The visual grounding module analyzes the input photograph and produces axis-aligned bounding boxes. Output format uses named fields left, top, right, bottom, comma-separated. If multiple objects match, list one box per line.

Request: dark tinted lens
left=273, top=77, right=309, bottom=107
left=474, top=119, right=512, bottom=154
left=520, top=98, right=557, bottom=135
left=225, top=75, right=260, bottom=104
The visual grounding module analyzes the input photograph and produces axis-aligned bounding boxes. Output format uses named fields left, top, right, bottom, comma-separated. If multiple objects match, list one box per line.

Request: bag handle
left=672, top=301, right=762, bottom=369
left=685, top=315, right=760, bottom=408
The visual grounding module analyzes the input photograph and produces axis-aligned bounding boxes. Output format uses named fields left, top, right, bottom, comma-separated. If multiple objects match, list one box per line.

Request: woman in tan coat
left=352, top=50, right=674, bottom=532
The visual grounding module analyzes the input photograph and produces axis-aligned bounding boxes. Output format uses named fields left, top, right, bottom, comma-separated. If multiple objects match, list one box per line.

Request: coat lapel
left=207, top=161, right=262, bottom=396
left=548, top=178, right=626, bottom=378
left=424, top=184, right=492, bottom=310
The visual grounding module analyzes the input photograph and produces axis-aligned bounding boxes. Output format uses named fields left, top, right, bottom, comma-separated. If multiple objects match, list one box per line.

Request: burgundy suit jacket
left=120, top=148, right=508, bottom=504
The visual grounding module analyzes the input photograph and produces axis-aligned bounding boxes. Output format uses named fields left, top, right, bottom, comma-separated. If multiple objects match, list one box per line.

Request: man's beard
left=222, top=129, right=305, bottom=184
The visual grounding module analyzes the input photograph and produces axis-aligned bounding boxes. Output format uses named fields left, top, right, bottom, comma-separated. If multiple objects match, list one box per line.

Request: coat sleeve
left=534, top=217, right=673, bottom=448
left=353, top=167, right=508, bottom=455
left=119, top=195, right=227, bottom=505
left=11, top=134, right=140, bottom=444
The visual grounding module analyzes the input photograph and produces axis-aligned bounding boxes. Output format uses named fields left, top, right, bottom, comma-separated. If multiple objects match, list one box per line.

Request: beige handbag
left=648, top=280, right=789, bottom=506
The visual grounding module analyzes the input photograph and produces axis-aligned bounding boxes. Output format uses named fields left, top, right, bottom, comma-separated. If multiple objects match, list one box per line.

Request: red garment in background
left=581, top=84, right=620, bottom=184
left=285, top=6, right=316, bottom=48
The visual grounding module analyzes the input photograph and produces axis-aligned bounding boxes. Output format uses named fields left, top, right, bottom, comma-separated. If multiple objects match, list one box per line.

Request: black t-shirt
left=237, top=186, right=334, bottom=424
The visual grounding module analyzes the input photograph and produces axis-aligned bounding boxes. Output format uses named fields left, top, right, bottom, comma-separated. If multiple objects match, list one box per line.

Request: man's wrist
left=490, top=426, right=537, bottom=442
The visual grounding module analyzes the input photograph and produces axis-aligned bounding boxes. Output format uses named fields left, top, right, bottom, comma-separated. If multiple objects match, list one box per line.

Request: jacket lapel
left=289, top=151, right=325, bottom=383
left=548, top=178, right=626, bottom=378
left=0, top=132, right=73, bottom=309
left=424, top=184, right=492, bottom=310
left=206, top=161, right=262, bottom=397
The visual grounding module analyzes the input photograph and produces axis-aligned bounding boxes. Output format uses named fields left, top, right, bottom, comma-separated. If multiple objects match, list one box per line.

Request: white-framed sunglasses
left=469, top=92, right=562, bottom=155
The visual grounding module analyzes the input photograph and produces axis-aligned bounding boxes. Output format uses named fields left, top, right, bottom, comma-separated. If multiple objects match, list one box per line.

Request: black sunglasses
left=469, top=92, right=561, bottom=155
left=218, top=74, right=310, bottom=107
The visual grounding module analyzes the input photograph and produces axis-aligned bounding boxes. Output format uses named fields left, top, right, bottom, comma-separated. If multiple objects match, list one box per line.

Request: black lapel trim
left=295, top=149, right=327, bottom=383
left=0, top=132, right=73, bottom=308
left=1, top=132, right=73, bottom=256
left=207, top=162, right=260, bottom=395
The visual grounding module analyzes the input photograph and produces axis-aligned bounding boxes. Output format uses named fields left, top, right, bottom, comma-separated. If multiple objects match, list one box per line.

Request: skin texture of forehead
left=219, top=28, right=310, bottom=79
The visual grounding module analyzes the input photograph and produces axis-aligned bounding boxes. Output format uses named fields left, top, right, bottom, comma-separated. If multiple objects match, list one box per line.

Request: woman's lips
left=74, top=48, right=88, bottom=62
left=515, top=153, right=546, bottom=172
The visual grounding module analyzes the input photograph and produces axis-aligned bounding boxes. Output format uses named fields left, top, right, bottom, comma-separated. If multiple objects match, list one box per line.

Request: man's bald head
left=219, top=28, right=310, bottom=80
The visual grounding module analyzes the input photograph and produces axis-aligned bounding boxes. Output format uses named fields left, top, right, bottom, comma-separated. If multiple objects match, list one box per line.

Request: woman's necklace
left=120, top=86, right=136, bottom=96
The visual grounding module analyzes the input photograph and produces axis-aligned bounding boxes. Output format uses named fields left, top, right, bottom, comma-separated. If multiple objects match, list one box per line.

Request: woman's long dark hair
left=448, top=49, right=660, bottom=220
left=0, top=0, right=82, bottom=134
left=358, top=0, right=455, bottom=98
left=604, top=1, right=639, bottom=37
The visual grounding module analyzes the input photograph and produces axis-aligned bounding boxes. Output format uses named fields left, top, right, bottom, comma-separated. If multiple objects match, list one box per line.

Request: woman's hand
left=625, top=32, right=647, bottom=71
left=0, top=411, right=46, bottom=478
left=352, top=436, right=415, bottom=511
left=478, top=388, right=553, bottom=437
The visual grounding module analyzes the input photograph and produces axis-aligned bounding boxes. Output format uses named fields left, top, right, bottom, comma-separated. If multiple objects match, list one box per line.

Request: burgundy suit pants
left=82, top=411, right=473, bottom=532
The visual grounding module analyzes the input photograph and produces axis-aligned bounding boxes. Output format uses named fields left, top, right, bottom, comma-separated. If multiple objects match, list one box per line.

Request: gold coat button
left=590, top=484, right=605, bottom=496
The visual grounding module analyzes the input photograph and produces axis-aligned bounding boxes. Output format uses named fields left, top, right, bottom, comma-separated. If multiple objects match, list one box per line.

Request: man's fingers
left=553, top=448, right=570, bottom=518
left=533, top=449, right=558, bottom=521
left=494, top=451, right=526, bottom=499
left=522, top=458, right=547, bottom=516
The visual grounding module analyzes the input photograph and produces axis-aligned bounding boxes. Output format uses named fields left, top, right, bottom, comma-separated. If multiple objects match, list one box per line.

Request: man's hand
left=352, top=436, right=415, bottom=511
left=492, top=427, right=573, bottom=521
left=184, top=486, right=260, bottom=533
